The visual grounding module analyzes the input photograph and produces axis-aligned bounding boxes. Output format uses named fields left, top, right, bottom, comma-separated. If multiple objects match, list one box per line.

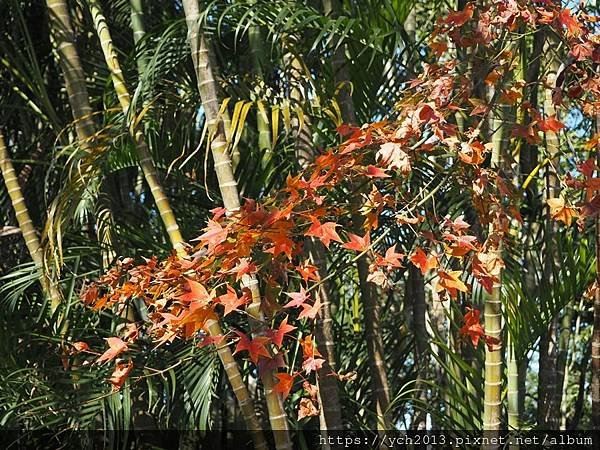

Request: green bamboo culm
left=88, top=0, right=185, bottom=255
left=483, top=99, right=506, bottom=437
left=0, top=132, right=62, bottom=312
left=182, top=1, right=292, bottom=448
left=86, top=1, right=268, bottom=446
left=129, top=0, right=149, bottom=76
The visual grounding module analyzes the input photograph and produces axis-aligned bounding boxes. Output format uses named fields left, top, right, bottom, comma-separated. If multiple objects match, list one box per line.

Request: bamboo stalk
left=129, top=0, right=149, bottom=77
left=323, top=0, right=391, bottom=431
left=182, top=1, right=291, bottom=447
left=0, top=132, right=62, bottom=312
left=246, top=8, right=272, bottom=167
left=483, top=81, right=507, bottom=435
left=88, top=0, right=185, bottom=255
left=592, top=117, right=600, bottom=431
left=284, top=32, right=344, bottom=437
left=47, top=1, right=266, bottom=445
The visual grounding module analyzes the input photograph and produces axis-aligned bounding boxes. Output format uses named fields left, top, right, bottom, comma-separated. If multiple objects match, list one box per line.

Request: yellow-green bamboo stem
left=88, top=0, right=185, bottom=255
left=46, top=0, right=116, bottom=268
left=483, top=92, right=506, bottom=434
left=182, top=1, right=291, bottom=447
left=86, top=1, right=267, bottom=444
left=246, top=7, right=272, bottom=166
left=129, top=0, right=148, bottom=76
left=284, top=38, right=344, bottom=435
left=507, top=336, right=519, bottom=429
left=46, top=0, right=96, bottom=145
left=48, top=1, right=262, bottom=443
left=0, top=133, right=62, bottom=312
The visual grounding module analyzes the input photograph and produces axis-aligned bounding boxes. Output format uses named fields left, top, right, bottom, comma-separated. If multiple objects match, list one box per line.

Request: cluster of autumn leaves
left=75, top=0, right=600, bottom=421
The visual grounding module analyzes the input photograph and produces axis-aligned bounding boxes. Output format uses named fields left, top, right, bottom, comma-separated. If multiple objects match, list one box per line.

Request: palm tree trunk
left=556, top=307, right=572, bottom=430
left=181, top=1, right=291, bottom=447
left=46, top=0, right=96, bottom=144
left=507, top=336, right=519, bottom=429
left=0, top=132, right=62, bottom=312
left=409, top=265, right=428, bottom=430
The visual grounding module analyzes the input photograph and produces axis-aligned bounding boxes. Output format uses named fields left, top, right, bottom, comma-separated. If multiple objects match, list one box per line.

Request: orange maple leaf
left=436, top=270, right=468, bottom=298
left=196, top=219, right=228, bottom=251
left=97, top=337, right=128, bottom=364
left=178, top=279, right=211, bottom=304
left=273, top=372, right=296, bottom=399
left=108, top=361, right=133, bottom=391
left=459, top=308, right=485, bottom=347
left=296, top=262, right=320, bottom=283
left=233, top=331, right=271, bottom=364
left=342, top=232, right=371, bottom=252
left=298, top=297, right=322, bottom=320
left=298, top=397, right=319, bottom=420
left=284, top=286, right=310, bottom=308
left=547, top=196, right=577, bottom=225
left=217, top=285, right=249, bottom=316
left=300, top=335, right=322, bottom=359
left=376, top=245, right=405, bottom=268
left=226, top=258, right=257, bottom=281
left=268, top=315, right=297, bottom=347
left=305, top=218, right=343, bottom=248
left=376, top=142, right=411, bottom=173
left=558, top=8, right=581, bottom=37
left=443, top=3, right=473, bottom=27
left=409, top=248, right=438, bottom=275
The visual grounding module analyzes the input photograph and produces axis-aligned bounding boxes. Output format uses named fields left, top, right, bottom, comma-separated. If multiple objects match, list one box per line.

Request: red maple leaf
left=298, top=297, right=322, bottom=320
left=365, top=165, right=391, bottom=178
left=284, top=286, right=310, bottom=308
left=196, top=219, right=228, bottom=251
left=578, top=158, right=597, bottom=178
left=198, top=334, right=224, bottom=348
left=97, top=337, right=128, bottom=364
left=375, top=245, right=405, bottom=268
left=268, top=315, right=297, bottom=347
left=302, top=356, right=325, bottom=374
left=178, top=279, right=211, bottom=304
left=538, top=115, right=565, bottom=133
left=409, top=247, right=438, bottom=274
left=217, top=285, right=249, bottom=316
left=296, top=262, right=320, bottom=283
left=233, top=331, right=271, bottom=364
left=226, top=258, right=257, bottom=281
left=460, top=307, right=484, bottom=346
left=305, top=218, right=343, bottom=248
left=342, top=232, right=371, bottom=252
left=273, top=372, right=295, bottom=399
left=108, top=361, right=133, bottom=391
